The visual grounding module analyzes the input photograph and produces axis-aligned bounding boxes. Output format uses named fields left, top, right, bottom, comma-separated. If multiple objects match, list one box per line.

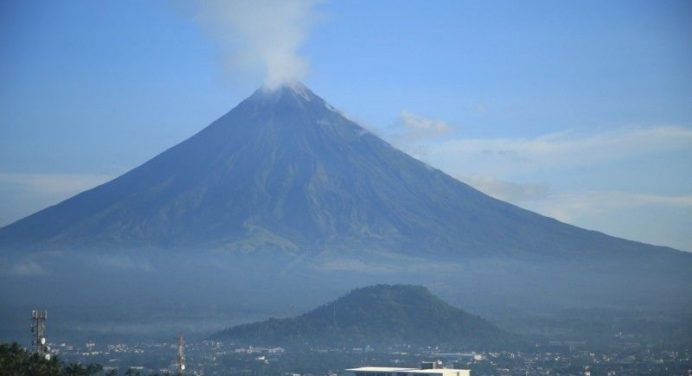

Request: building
left=346, top=362, right=471, bottom=376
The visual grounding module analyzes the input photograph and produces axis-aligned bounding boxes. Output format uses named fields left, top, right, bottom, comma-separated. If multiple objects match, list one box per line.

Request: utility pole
left=177, top=335, right=186, bottom=375
left=31, top=309, right=50, bottom=359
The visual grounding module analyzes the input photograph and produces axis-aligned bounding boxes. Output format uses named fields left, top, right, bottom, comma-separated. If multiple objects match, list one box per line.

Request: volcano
left=1, top=83, right=691, bottom=340
left=0, top=83, right=685, bottom=262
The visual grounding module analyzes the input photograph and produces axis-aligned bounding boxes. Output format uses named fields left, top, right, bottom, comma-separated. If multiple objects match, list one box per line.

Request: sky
left=1, top=0, right=691, bottom=251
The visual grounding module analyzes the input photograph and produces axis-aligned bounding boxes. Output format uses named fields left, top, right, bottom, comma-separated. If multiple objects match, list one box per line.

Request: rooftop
left=347, top=368, right=418, bottom=372
left=346, top=367, right=469, bottom=374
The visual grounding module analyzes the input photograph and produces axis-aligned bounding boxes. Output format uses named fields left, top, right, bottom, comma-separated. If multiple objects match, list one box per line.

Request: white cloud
left=399, top=110, right=450, bottom=138
left=0, top=173, right=113, bottom=226
left=459, top=173, right=692, bottom=250
left=525, top=191, right=692, bottom=222
left=457, top=175, right=692, bottom=223
left=430, top=125, right=692, bottom=176
left=410, top=124, right=692, bottom=250
left=8, top=261, right=48, bottom=276
left=388, top=110, right=453, bottom=160
left=0, top=173, right=112, bottom=197
left=189, top=0, right=322, bottom=88
left=458, top=175, right=551, bottom=202
left=521, top=190, right=692, bottom=250
left=95, top=255, right=153, bottom=272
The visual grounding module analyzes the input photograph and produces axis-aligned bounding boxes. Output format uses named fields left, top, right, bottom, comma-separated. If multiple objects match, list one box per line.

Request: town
left=40, top=338, right=691, bottom=376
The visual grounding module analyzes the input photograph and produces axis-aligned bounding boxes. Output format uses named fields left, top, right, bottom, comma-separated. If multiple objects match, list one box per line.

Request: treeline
left=0, top=343, right=171, bottom=376
left=0, top=342, right=103, bottom=376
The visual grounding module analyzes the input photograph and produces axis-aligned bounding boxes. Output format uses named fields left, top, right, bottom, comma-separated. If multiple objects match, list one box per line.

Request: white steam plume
left=190, top=0, right=321, bottom=89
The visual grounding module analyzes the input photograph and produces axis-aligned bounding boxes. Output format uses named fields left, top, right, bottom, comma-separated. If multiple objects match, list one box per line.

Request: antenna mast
left=177, top=335, right=186, bottom=375
left=31, top=309, right=49, bottom=359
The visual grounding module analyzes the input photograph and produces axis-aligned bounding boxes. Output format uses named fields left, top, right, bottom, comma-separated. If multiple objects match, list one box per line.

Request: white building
left=346, top=363, right=471, bottom=376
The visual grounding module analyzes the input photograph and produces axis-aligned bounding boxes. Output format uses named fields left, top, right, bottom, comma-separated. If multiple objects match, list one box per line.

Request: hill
left=213, top=284, right=516, bottom=349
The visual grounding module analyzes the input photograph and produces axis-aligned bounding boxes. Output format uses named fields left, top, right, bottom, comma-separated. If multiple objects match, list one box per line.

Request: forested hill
left=213, top=284, right=519, bottom=349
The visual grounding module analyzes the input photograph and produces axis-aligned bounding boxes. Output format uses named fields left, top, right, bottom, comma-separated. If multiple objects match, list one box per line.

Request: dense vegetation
left=214, top=284, right=522, bottom=350
left=0, top=342, right=103, bottom=376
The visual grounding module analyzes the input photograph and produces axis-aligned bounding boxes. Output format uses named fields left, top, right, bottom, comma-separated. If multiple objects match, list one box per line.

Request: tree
left=0, top=342, right=102, bottom=376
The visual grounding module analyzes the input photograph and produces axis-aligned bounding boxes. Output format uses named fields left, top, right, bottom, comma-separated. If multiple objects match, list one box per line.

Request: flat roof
left=346, top=368, right=417, bottom=372
left=406, top=370, right=464, bottom=374
left=346, top=368, right=468, bottom=374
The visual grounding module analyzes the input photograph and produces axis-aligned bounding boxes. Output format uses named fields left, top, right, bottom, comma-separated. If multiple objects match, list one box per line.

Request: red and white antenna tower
left=177, top=335, right=186, bottom=375
left=31, top=309, right=50, bottom=359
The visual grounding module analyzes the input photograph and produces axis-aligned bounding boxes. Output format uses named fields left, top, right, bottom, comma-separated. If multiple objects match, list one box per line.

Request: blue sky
left=1, top=0, right=691, bottom=250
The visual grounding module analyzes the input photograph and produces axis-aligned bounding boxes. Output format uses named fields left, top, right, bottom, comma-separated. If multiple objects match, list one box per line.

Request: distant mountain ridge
left=0, top=82, right=684, bottom=263
left=213, top=284, right=516, bottom=349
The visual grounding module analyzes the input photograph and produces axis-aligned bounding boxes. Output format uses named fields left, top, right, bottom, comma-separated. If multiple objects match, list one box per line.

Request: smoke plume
left=190, top=0, right=321, bottom=89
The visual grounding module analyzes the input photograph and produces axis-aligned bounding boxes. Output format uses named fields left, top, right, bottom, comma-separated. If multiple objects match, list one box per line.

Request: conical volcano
left=1, top=83, right=691, bottom=343
left=0, top=83, right=687, bottom=262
